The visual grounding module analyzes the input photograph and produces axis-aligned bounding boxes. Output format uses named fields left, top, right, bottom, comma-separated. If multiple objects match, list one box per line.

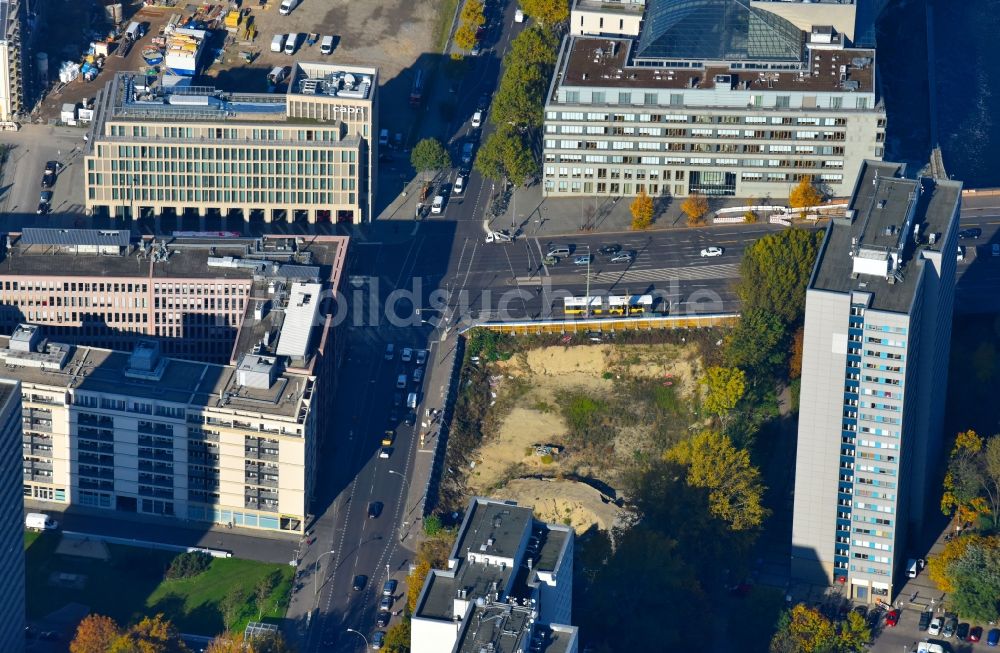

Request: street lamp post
left=345, top=628, right=369, bottom=650
left=314, top=550, right=336, bottom=598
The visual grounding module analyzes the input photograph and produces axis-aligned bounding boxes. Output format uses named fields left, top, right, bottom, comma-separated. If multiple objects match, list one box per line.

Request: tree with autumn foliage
left=941, top=430, right=1000, bottom=526
left=928, top=533, right=981, bottom=593
left=769, top=604, right=836, bottom=653
left=666, top=430, right=768, bottom=531
left=71, top=614, right=121, bottom=653
left=789, top=326, right=805, bottom=380
left=407, top=531, right=456, bottom=613
left=680, top=192, right=709, bottom=225
left=519, top=0, right=569, bottom=26
left=699, top=366, right=746, bottom=422
left=629, top=189, right=654, bottom=230
left=789, top=176, right=822, bottom=210
left=109, top=614, right=190, bottom=653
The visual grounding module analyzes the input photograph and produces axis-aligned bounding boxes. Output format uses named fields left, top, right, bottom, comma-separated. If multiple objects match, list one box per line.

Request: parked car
left=382, top=430, right=394, bottom=446
left=928, top=616, right=943, bottom=636
left=471, top=111, right=482, bottom=128
left=413, top=368, right=424, bottom=383
left=970, top=626, right=983, bottom=642
left=993, top=243, right=1000, bottom=257
left=402, top=347, right=413, bottom=362
left=404, top=411, right=416, bottom=426
left=885, top=610, right=899, bottom=627
left=461, top=142, right=475, bottom=165
left=368, top=501, right=383, bottom=519
left=37, top=190, right=53, bottom=214
left=378, top=447, right=392, bottom=459
left=376, top=612, right=390, bottom=628
left=352, top=575, right=367, bottom=591
left=382, top=579, right=398, bottom=596
left=943, top=616, right=958, bottom=638
left=700, top=246, right=724, bottom=257
left=416, top=350, right=428, bottom=365
left=431, top=195, right=445, bottom=214
left=987, top=627, right=1000, bottom=646
left=384, top=344, right=394, bottom=360
left=918, top=611, right=932, bottom=631
left=957, top=622, right=970, bottom=640
left=958, top=228, right=982, bottom=239
left=453, top=174, right=465, bottom=194
left=41, top=172, right=55, bottom=188
left=379, top=595, right=394, bottom=611
left=372, top=631, right=385, bottom=650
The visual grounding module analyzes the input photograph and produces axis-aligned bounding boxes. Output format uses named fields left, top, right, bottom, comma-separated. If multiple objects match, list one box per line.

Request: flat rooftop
left=573, top=0, right=646, bottom=15
left=811, top=160, right=963, bottom=313
left=456, top=603, right=534, bottom=653
left=0, top=231, right=342, bottom=282
left=290, top=62, right=377, bottom=101
left=109, top=73, right=288, bottom=123
left=556, top=36, right=874, bottom=94
left=0, top=336, right=308, bottom=419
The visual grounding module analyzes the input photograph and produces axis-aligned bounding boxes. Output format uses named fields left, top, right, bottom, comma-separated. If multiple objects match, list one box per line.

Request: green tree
left=475, top=124, right=538, bottom=186
left=941, top=430, right=991, bottom=524
left=220, top=587, right=248, bottom=632
left=789, top=175, right=823, bottom=210
left=724, top=309, right=789, bottom=374
left=736, top=228, right=822, bottom=324
left=508, top=25, right=558, bottom=67
left=109, top=615, right=190, bottom=653
left=928, top=533, right=982, bottom=593
left=950, top=536, right=1000, bottom=623
left=667, top=430, right=768, bottom=531
left=836, top=611, right=871, bottom=653
left=770, top=604, right=836, bottom=653
left=254, top=570, right=279, bottom=619
left=699, top=366, right=746, bottom=421
left=383, top=619, right=412, bottom=653
left=630, top=189, right=654, bottom=230
left=492, top=61, right=547, bottom=129
left=519, top=0, right=570, bottom=26
left=410, top=138, right=452, bottom=182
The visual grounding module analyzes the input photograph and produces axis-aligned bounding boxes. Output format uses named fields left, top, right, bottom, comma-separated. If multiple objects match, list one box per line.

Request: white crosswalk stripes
left=587, top=262, right=740, bottom=284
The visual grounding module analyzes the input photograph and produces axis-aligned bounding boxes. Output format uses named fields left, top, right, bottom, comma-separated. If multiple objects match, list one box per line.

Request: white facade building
left=411, top=498, right=577, bottom=653
left=791, top=161, right=962, bottom=603
left=0, top=378, right=22, bottom=653
left=544, top=0, right=886, bottom=200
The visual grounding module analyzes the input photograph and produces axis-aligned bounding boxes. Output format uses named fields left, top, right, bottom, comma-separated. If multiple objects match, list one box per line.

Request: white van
left=284, top=33, right=299, bottom=55
left=270, top=34, right=287, bottom=53
left=125, top=21, right=144, bottom=41
left=514, top=9, right=524, bottom=22
left=25, top=512, right=59, bottom=531
left=320, top=34, right=334, bottom=55
left=279, top=0, right=300, bottom=15
left=407, top=392, right=418, bottom=409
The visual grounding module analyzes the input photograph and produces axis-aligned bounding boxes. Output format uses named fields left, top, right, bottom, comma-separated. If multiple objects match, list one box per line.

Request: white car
left=471, top=111, right=482, bottom=128
left=401, top=347, right=413, bottom=362
left=431, top=195, right=445, bottom=214
left=928, top=616, right=943, bottom=636
left=416, top=350, right=428, bottom=365
left=453, top=175, right=465, bottom=194
left=700, top=246, right=724, bottom=258
left=378, top=447, right=391, bottom=459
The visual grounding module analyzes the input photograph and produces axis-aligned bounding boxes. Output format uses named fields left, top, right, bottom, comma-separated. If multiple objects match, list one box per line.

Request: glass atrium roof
left=635, top=0, right=805, bottom=62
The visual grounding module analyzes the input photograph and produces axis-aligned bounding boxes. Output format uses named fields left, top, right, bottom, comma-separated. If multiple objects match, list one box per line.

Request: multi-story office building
left=791, top=161, right=962, bottom=603
left=0, top=0, right=25, bottom=124
left=0, top=378, right=23, bottom=653
left=0, top=228, right=347, bottom=365
left=544, top=0, right=886, bottom=200
left=11, top=324, right=318, bottom=534
left=84, top=61, right=378, bottom=224
left=412, top=497, right=577, bottom=653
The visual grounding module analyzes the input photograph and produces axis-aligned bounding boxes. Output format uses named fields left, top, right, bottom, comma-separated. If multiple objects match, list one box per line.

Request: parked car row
left=924, top=612, right=997, bottom=645
left=544, top=243, right=635, bottom=266
left=350, top=575, right=398, bottom=648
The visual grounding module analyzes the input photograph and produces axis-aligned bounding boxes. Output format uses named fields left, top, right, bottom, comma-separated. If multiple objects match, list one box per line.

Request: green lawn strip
left=433, top=0, right=461, bottom=53
left=24, top=531, right=40, bottom=549
left=25, top=536, right=292, bottom=636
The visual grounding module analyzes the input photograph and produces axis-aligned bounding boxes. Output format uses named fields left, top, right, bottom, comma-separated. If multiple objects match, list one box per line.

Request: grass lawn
left=25, top=533, right=292, bottom=635
left=432, top=0, right=460, bottom=52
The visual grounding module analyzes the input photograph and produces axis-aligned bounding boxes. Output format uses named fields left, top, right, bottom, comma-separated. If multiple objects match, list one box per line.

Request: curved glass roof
left=636, top=0, right=804, bottom=62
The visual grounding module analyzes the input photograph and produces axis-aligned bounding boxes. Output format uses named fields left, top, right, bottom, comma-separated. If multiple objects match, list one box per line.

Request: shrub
left=165, top=551, right=212, bottom=580
left=540, top=454, right=554, bottom=465
left=423, top=514, right=443, bottom=537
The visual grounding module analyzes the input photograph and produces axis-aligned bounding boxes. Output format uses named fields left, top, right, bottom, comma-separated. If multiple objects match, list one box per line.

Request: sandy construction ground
left=467, top=342, right=701, bottom=534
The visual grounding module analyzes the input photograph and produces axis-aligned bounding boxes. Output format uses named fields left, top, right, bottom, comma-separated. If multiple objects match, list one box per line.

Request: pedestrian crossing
left=586, top=262, right=741, bottom=284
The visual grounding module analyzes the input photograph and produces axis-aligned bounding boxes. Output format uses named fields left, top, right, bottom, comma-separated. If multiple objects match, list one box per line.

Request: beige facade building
left=13, top=325, right=317, bottom=533
left=84, top=62, right=378, bottom=224
left=544, top=0, right=886, bottom=200
left=570, top=0, right=645, bottom=38
left=0, top=0, right=25, bottom=124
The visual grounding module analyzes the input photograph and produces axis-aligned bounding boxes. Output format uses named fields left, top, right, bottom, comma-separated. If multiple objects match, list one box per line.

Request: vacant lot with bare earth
left=462, top=341, right=708, bottom=534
